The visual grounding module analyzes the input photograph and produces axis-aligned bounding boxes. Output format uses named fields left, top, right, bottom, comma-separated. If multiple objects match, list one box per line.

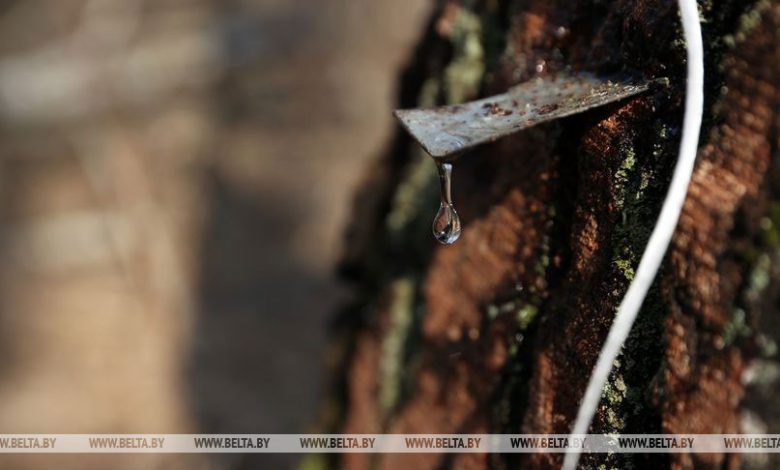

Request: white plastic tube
left=562, top=1, right=704, bottom=468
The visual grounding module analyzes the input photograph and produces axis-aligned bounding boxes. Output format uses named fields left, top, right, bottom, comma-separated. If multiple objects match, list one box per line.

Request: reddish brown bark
left=329, top=1, right=780, bottom=469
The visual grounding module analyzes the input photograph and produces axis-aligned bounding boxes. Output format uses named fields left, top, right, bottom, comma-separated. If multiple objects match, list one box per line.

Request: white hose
left=562, top=1, right=704, bottom=468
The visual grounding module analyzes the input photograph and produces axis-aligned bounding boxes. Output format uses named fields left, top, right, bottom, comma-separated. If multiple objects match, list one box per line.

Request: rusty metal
left=394, top=73, right=655, bottom=159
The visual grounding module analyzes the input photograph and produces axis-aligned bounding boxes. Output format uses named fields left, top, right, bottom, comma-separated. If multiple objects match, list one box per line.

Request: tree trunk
left=322, top=0, right=780, bottom=468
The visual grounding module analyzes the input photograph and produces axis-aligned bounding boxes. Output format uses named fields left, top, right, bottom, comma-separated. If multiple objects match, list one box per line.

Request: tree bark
left=322, top=0, right=780, bottom=468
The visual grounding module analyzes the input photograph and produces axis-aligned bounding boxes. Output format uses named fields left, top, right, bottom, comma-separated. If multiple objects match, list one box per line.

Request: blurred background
left=0, top=0, right=431, bottom=468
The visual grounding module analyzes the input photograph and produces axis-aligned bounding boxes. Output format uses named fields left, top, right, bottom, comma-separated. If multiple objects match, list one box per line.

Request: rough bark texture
left=318, top=0, right=780, bottom=469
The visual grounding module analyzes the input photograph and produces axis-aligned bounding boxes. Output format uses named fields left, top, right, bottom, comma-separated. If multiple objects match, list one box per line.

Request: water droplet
left=432, top=161, right=461, bottom=245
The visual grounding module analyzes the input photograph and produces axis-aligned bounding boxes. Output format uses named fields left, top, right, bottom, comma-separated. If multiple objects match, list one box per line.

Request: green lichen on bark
left=594, top=118, right=673, bottom=451
left=378, top=277, right=416, bottom=414
left=442, top=7, right=486, bottom=104
left=385, top=149, right=439, bottom=245
left=723, top=0, right=772, bottom=46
